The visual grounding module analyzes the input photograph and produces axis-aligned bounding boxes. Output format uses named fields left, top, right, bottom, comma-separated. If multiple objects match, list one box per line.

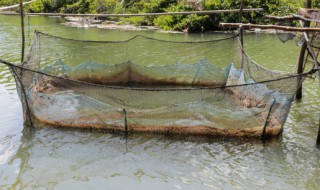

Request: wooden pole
left=0, top=8, right=264, bottom=17
left=239, top=0, right=244, bottom=22
left=296, top=42, right=307, bottom=99
left=123, top=109, right=128, bottom=138
left=19, top=0, right=25, bottom=64
left=220, top=23, right=320, bottom=32
left=296, top=0, right=312, bottom=99
left=317, top=116, right=320, bottom=147
left=239, top=0, right=244, bottom=48
left=239, top=0, right=245, bottom=69
left=306, top=0, right=312, bottom=12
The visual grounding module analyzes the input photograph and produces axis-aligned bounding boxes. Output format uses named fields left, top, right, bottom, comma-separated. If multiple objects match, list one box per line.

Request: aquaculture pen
left=0, top=0, right=318, bottom=144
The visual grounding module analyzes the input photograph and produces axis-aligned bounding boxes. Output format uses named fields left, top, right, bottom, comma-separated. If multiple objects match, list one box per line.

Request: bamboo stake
left=0, top=8, right=264, bottom=17
left=220, top=22, right=320, bottom=32
left=19, top=0, right=25, bottom=64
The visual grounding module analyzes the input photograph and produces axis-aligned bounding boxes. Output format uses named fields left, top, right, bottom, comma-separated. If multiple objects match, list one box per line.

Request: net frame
left=0, top=31, right=315, bottom=139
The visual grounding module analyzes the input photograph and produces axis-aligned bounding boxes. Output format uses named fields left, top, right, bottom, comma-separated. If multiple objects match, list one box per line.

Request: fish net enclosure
left=0, top=31, right=310, bottom=138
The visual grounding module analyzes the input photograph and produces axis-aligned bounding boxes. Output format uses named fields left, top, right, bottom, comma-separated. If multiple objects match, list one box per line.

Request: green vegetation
left=3, top=0, right=320, bottom=31
left=0, top=0, right=20, bottom=6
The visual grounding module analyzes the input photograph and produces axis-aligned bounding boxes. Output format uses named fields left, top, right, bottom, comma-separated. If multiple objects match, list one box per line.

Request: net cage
left=0, top=31, right=311, bottom=138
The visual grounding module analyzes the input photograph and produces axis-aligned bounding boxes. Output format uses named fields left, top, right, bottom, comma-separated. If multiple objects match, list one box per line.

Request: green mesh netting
left=0, top=31, right=309, bottom=138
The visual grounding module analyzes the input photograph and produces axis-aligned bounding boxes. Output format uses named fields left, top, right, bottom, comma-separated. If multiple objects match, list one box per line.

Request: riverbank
left=62, top=16, right=280, bottom=34
left=63, top=16, right=185, bottom=33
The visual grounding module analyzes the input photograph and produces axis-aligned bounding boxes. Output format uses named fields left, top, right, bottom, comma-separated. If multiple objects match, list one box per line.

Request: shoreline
left=0, top=13, right=279, bottom=34
left=62, top=16, right=279, bottom=34
left=63, top=16, right=184, bottom=33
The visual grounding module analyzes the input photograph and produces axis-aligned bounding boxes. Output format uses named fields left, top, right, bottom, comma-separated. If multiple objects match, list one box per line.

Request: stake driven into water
left=19, top=0, right=25, bottom=64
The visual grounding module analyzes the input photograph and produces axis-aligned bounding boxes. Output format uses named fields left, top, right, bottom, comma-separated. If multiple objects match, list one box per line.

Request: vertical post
left=20, top=0, right=25, bottom=64
left=123, top=109, right=128, bottom=136
left=296, top=42, right=307, bottom=99
left=296, top=0, right=312, bottom=99
left=306, top=0, right=312, bottom=9
left=239, top=0, right=244, bottom=48
left=317, top=116, right=320, bottom=147
left=238, top=0, right=245, bottom=69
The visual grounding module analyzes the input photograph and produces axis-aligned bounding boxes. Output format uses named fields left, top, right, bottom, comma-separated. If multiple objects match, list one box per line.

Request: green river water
left=0, top=15, right=319, bottom=190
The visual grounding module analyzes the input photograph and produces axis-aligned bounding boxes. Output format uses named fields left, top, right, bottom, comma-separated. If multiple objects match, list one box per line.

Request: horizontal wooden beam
left=0, top=0, right=36, bottom=11
left=0, top=8, right=263, bottom=17
left=265, top=15, right=298, bottom=21
left=265, top=14, right=320, bottom=23
left=220, top=22, right=320, bottom=32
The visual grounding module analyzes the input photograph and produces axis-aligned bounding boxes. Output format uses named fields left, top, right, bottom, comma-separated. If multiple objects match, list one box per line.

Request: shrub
left=25, top=0, right=320, bottom=31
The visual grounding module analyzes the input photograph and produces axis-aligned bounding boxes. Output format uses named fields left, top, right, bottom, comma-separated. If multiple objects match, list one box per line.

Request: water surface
left=0, top=15, right=319, bottom=190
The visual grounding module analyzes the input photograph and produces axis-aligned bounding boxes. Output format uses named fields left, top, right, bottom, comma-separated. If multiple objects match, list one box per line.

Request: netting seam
left=0, top=58, right=315, bottom=91
left=10, top=66, right=34, bottom=127
left=261, top=97, right=276, bottom=139
left=22, top=32, right=38, bottom=67
left=236, top=37, right=287, bottom=75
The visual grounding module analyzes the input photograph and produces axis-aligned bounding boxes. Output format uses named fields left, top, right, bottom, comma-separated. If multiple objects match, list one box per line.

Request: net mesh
left=1, top=31, right=309, bottom=138
left=303, top=12, right=320, bottom=82
left=275, top=21, right=296, bottom=43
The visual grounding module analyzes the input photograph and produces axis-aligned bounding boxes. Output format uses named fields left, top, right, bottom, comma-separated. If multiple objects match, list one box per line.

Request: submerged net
left=0, top=31, right=311, bottom=138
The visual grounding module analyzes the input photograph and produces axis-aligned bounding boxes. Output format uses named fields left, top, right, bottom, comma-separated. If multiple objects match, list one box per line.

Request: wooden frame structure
left=220, top=5, right=320, bottom=88
left=222, top=0, right=320, bottom=145
left=2, top=0, right=317, bottom=143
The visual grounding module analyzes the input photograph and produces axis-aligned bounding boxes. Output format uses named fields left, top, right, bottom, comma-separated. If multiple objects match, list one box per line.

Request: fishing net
left=299, top=10, right=320, bottom=83
left=275, top=21, right=296, bottom=43
left=0, top=31, right=311, bottom=138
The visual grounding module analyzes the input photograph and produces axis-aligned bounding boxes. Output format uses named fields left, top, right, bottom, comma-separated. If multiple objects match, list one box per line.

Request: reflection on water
left=0, top=15, right=319, bottom=190
left=7, top=128, right=258, bottom=190
left=5, top=126, right=320, bottom=190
